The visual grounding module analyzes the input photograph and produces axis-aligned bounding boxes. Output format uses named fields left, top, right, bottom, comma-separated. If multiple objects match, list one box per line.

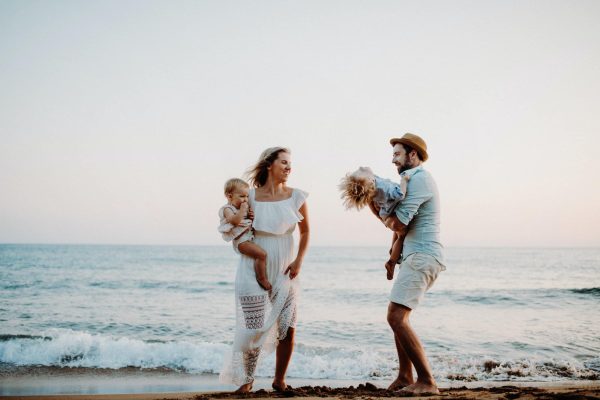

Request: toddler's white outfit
left=218, top=204, right=254, bottom=253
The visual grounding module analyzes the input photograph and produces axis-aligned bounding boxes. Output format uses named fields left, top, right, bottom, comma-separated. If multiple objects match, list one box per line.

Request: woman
left=220, top=147, right=310, bottom=393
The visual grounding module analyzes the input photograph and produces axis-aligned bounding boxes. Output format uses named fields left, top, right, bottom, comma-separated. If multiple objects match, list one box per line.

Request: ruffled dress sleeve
left=251, top=188, right=308, bottom=235
left=292, top=188, right=309, bottom=216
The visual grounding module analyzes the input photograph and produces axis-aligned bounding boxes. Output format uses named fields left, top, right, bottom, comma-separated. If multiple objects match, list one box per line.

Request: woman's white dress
left=220, top=188, right=308, bottom=385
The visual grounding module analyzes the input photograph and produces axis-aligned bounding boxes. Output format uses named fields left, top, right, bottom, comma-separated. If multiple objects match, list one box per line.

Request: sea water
left=1, top=244, right=599, bottom=389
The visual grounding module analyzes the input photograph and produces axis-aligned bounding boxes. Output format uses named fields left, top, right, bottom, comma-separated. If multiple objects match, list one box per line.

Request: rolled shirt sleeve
left=394, top=170, right=433, bottom=226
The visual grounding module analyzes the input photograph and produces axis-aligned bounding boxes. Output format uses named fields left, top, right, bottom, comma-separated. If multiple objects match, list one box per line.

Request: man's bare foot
left=235, top=382, right=253, bottom=393
left=385, top=260, right=395, bottom=280
left=398, top=381, right=440, bottom=396
left=387, top=377, right=413, bottom=391
left=272, top=381, right=291, bottom=392
left=257, top=277, right=272, bottom=291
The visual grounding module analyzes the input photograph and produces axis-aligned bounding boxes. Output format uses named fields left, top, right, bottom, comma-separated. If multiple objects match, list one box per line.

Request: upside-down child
left=339, top=167, right=410, bottom=280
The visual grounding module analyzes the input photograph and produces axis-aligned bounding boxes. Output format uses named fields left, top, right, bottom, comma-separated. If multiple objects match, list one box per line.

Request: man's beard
left=397, top=162, right=413, bottom=174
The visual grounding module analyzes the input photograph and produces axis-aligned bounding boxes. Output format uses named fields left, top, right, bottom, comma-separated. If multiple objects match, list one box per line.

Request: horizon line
left=1, top=242, right=599, bottom=249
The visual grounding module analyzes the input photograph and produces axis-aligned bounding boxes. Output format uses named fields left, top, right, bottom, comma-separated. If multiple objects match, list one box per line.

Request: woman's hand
left=284, top=259, right=302, bottom=279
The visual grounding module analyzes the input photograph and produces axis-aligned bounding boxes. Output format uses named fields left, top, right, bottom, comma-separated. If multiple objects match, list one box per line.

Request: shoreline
left=1, top=367, right=598, bottom=399
left=1, top=382, right=599, bottom=400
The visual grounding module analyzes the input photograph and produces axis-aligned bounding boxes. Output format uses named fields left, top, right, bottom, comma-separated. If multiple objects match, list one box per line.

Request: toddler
left=218, top=178, right=271, bottom=291
left=339, top=167, right=411, bottom=280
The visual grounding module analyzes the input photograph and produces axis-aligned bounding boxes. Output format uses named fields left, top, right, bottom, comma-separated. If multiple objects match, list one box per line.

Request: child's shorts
left=233, top=229, right=254, bottom=254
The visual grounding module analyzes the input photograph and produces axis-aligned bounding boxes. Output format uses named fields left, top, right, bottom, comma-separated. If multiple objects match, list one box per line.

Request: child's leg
left=383, top=235, right=405, bottom=281
left=389, top=234, right=403, bottom=261
left=383, top=215, right=406, bottom=281
left=238, top=241, right=272, bottom=291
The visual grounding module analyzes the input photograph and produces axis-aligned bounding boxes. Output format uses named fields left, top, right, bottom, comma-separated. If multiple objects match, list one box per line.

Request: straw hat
left=389, top=133, right=428, bottom=161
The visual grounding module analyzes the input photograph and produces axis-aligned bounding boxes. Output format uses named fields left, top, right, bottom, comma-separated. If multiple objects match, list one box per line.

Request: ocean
left=1, top=244, right=599, bottom=394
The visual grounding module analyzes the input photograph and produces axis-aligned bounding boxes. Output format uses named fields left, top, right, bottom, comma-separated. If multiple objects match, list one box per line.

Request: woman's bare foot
left=387, top=377, right=413, bottom=391
left=398, top=381, right=440, bottom=396
left=257, top=277, right=272, bottom=291
left=385, top=260, right=395, bottom=280
left=235, top=382, right=253, bottom=393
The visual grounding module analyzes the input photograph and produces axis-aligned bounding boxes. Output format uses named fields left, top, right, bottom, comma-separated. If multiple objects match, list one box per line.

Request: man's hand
left=247, top=206, right=254, bottom=220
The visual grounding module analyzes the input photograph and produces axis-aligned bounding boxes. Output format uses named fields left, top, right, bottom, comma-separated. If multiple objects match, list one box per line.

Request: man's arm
left=393, top=172, right=433, bottom=226
left=385, top=215, right=409, bottom=237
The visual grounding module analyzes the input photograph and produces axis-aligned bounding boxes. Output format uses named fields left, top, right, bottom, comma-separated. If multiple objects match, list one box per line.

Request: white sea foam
left=1, top=329, right=597, bottom=381
left=0, top=329, right=226, bottom=373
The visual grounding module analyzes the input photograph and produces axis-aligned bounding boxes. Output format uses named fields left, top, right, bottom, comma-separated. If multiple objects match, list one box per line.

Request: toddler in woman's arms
left=218, top=178, right=271, bottom=291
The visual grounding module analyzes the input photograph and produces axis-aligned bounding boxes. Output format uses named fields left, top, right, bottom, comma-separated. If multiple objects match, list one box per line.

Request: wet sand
left=3, top=382, right=599, bottom=400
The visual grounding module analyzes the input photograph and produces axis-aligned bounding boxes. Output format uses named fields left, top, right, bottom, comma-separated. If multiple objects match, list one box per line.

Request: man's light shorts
left=390, top=253, right=445, bottom=310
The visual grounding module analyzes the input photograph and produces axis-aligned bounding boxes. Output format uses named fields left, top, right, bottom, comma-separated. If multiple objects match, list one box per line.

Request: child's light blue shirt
left=373, top=176, right=406, bottom=219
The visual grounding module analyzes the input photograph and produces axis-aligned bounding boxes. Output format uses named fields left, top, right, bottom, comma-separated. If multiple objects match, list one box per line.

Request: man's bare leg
left=388, top=331, right=414, bottom=390
left=387, top=302, right=439, bottom=395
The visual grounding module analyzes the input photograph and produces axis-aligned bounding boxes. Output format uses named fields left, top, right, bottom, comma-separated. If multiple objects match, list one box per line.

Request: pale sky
left=1, top=0, right=599, bottom=247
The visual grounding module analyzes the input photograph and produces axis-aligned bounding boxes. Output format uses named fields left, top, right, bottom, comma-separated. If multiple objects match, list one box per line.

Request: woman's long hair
left=246, top=147, right=290, bottom=188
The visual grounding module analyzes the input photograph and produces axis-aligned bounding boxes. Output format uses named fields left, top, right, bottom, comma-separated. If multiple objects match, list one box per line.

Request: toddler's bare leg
left=238, top=241, right=271, bottom=291
left=383, top=216, right=406, bottom=280
left=386, top=235, right=407, bottom=280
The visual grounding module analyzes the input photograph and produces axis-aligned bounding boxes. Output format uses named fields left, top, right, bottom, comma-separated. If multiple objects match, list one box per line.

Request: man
left=376, top=133, right=445, bottom=395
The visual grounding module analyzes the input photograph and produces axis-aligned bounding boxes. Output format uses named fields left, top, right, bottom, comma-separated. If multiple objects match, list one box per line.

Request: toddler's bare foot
left=257, top=277, right=272, bottom=291
left=385, top=260, right=395, bottom=280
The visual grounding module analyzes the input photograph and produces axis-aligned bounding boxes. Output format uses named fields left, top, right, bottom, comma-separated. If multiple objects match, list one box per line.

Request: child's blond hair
left=339, top=173, right=376, bottom=210
left=224, top=178, right=249, bottom=196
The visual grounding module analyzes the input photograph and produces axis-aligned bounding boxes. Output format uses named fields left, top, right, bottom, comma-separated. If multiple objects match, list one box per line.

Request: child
left=339, top=167, right=411, bottom=280
left=218, top=178, right=272, bottom=291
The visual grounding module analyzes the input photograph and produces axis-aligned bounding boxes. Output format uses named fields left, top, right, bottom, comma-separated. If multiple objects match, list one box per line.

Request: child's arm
left=223, top=203, right=249, bottom=226
left=368, top=201, right=387, bottom=224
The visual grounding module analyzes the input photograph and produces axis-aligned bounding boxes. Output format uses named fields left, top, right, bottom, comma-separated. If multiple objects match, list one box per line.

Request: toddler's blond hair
left=339, top=173, right=376, bottom=210
left=224, top=178, right=249, bottom=196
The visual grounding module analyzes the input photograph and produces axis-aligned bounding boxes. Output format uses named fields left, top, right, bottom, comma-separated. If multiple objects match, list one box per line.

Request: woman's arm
left=285, top=202, right=310, bottom=279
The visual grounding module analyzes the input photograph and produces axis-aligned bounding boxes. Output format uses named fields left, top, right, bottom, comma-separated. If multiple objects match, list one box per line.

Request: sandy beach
left=2, top=382, right=599, bottom=400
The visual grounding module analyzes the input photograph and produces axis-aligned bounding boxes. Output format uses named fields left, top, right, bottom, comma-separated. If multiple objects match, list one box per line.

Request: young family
left=217, top=133, right=445, bottom=396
